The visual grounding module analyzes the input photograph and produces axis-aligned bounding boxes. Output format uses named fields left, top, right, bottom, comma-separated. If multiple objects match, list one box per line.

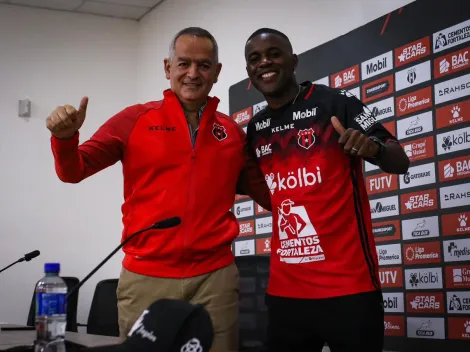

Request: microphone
left=0, top=250, right=41, bottom=274
left=66, top=216, right=181, bottom=300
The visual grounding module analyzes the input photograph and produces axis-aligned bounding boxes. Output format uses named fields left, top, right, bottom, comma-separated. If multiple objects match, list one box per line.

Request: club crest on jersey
left=297, top=128, right=316, bottom=150
left=212, top=123, right=227, bottom=141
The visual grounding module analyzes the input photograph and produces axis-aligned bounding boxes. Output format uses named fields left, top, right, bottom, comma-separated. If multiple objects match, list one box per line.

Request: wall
left=0, top=5, right=138, bottom=325
left=137, top=0, right=416, bottom=114
left=0, top=0, right=416, bottom=327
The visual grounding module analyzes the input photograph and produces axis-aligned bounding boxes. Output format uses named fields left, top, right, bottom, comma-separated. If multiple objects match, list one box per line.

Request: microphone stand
left=66, top=223, right=158, bottom=300
left=0, top=259, right=23, bottom=274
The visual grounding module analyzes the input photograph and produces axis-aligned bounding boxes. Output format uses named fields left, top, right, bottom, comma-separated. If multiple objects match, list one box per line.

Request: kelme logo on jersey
left=265, top=167, right=322, bottom=195
left=255, top=118, right=271, bottom=131
left=293, top=107, right=318, bottom=120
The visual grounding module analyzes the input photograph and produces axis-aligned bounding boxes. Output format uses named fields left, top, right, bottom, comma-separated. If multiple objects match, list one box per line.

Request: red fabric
left=51, top=89, right=271, bottom=278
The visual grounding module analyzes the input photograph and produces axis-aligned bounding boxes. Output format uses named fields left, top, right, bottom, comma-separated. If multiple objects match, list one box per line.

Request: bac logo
left=434, top=46, right=470, bottom=79
left=438, top=155, right=470, bottom=183
left=330, top=64, right=360, bottom=89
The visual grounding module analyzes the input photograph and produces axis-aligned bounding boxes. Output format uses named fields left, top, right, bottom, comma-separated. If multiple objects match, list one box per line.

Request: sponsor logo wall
left=229, top=1, right=470, bottom=349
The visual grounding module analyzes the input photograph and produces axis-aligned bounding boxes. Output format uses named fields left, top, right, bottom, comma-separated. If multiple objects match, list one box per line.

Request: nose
left=186, top=63, right=199, bottom=79
left=259, top=55, right=273, bottom=67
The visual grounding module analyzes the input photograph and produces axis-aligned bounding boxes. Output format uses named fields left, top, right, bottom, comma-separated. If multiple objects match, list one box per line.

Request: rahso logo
left=265, top=167, right=322, bottom=195
left=293, top=107, right=318, bottom=120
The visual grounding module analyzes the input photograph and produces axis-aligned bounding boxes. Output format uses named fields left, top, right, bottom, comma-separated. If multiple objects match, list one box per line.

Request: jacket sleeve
left=235, top=126, right=272, bottom=212
left=50, top=107, right=137, bottom=183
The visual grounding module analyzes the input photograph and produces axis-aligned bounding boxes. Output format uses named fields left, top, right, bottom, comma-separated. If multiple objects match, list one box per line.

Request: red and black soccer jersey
left=246, top=81, right=397, bottom=299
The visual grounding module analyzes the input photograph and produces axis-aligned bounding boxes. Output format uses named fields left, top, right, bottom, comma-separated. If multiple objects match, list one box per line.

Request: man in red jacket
left=46, top=27, right=271, bottom=352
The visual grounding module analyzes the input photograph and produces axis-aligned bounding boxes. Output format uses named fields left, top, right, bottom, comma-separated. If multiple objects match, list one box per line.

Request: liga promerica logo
left=395, top=86, right=432, bottom=117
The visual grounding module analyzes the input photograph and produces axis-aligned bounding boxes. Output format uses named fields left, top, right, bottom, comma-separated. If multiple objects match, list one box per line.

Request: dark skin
left=245, top=32, right=410, bottom=174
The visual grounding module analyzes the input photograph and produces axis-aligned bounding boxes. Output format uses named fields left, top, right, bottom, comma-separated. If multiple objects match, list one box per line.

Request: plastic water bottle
left=34, top=263, right=67, bottom=352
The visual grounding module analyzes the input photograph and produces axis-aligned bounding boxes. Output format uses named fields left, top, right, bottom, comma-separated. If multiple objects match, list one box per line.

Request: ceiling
left=0, top=0, right=165, bottom=21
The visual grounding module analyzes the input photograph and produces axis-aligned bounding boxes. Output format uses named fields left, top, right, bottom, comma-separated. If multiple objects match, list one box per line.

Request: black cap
left=81, top=299, right=213, bottom=352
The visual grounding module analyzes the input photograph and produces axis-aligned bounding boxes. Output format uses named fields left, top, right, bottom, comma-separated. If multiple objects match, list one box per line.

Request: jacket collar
left=163, top=88, right=220, bottom=119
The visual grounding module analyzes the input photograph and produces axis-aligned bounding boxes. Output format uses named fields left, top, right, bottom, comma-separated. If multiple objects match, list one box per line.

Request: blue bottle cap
left=44, top=263, right=60, bottom=273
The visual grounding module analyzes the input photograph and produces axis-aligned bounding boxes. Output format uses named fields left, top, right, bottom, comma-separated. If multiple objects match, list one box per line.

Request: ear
left=292, top=54, right=299, bottom=71
left=164, top=58, right=171, bottom=80
left=213, top=63, right=222, bottom=83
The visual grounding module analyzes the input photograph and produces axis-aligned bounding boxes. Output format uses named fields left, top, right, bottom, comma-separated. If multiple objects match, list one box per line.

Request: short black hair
left=169, top=27, right=219, bottom=63
left=246, top=28, right=293, bottom=52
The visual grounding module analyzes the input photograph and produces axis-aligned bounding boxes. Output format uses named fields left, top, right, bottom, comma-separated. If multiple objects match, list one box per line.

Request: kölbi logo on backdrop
left=433, top=18, right=470, bottom=53
left=369, top=196, right=399, bottom=219
left=437, top=126, right=470, bottom=155
left=405, top=267, right=443, bottom=290
left=361, top=50, right=393, bottom=80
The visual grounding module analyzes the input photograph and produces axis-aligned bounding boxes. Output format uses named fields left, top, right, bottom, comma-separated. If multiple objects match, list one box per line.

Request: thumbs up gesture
left=331, top=116, right=379, bottom=158
left=46, top=97, right=89, bottom=139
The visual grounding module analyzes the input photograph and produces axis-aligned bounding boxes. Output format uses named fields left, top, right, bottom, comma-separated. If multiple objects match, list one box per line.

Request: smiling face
left=245, top=33, right=298, bottom=97
left=164, top=34, right=222, bottom=107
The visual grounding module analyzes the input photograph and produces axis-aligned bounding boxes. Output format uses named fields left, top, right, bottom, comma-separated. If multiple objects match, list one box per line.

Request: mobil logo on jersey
left=265, top=167, right=322, bottom=195
left=439, top=155, right=470, bottom=183
left=400, top=189, right=438, bottom=215
left=442, top=211, right=470, bottom=237
left=395, top=36, right=430, bottom=68
left=434, top=46, right=470, bottom=79
left=366, top=173, right=398, bottom=195
left=379, top=267, right=403, bottom=288
left=401, top=136, right=435, bottom=163
left=330, top=64, right=359, bottom=89
left=276, top=199, right=325, bottom=264
left=406, top=292, right=444, bottom=314
left=436, top=99, right=470, bottom=129
left=395, top=86, right=432, bottom=117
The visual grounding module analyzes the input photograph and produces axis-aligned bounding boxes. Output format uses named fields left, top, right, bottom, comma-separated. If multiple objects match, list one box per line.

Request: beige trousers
left=116, top=263, right=240, bottom=352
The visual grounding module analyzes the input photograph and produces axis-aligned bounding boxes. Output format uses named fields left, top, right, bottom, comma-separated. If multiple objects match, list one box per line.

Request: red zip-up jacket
left=51, top=89, right=271, bottom=278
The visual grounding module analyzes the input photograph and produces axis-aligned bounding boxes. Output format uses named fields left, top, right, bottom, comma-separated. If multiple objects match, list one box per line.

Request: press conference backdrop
left=229, top=0, right=470, bottom=350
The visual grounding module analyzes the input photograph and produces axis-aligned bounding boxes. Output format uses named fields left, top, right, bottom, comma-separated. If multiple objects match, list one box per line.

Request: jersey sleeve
left=50, top=107, right=138, bottom=183
left=332, top=90, right=398, bottom=144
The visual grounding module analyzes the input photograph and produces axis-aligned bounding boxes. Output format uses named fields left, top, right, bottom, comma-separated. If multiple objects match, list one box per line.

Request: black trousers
left=265, top=290, right=385, bottom=352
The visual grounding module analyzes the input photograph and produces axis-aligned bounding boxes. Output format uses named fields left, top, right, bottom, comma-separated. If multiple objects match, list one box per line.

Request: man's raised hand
left=46, top=97, right=89, bottom=140
left=331, top=116, right=379, bottom=158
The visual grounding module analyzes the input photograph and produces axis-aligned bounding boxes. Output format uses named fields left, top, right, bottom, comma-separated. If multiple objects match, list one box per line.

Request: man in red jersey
left=46, top=27, right=271, bottom=352
left=244, top=28, right=409, bottom=351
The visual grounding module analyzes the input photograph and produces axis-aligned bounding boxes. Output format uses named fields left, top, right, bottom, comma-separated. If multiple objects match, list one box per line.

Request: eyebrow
left=176, top=56, right=213, bottom=64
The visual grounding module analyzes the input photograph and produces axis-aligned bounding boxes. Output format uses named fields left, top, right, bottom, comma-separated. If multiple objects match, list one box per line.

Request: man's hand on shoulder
left=46, top=96, right=89, bottom=140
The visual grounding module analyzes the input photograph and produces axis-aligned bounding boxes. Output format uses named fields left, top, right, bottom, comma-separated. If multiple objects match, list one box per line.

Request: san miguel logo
left=297, top=128, right=316, bottom=150
left=212, top=123, right=227, bottom=141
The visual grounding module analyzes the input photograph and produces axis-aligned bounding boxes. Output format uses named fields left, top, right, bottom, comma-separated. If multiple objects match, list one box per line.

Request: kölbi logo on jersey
left=265, top=167, right=322, bottom=195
